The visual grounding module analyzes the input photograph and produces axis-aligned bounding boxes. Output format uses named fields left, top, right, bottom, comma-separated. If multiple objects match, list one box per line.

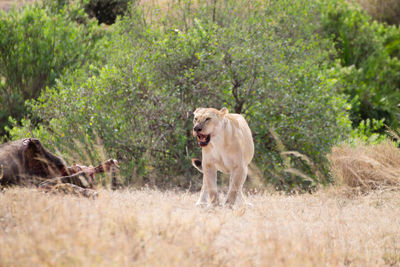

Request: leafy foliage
left=321, top=0, right=400, bottom=128
left=7, top=0, right=400, bottom=191
left=0, top=3, right=108, bottom=137
left=8, top=0, right=353, bottom=191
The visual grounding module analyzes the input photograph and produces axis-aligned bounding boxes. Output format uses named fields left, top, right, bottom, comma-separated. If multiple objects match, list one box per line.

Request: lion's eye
left=205, top=118, right=211, bottom=121
left=194, top=118, right=198, bottom=121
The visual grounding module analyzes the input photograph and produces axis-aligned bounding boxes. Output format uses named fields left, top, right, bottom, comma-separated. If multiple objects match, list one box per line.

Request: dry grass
left=354, top=0, right=400, bottom=25
left=0, top=0, right=35, bottom=11
left=1, top=187, right=400, bottom=266
left=329, top=141, right=400, bottom=190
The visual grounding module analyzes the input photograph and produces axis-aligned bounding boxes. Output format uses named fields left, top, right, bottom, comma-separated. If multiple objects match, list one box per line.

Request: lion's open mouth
left=196, top=134, right=210, bottom=147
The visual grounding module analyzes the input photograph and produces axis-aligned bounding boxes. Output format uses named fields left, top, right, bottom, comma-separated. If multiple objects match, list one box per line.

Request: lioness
left=192, top=107, right=254, bottom=207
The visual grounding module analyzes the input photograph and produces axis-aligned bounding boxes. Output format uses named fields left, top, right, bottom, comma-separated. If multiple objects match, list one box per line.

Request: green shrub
left=8, top=0, right=354, bottom=191
left=321, top=0, right=400, bottom=129
left=0, top=3, right=108, bottom=137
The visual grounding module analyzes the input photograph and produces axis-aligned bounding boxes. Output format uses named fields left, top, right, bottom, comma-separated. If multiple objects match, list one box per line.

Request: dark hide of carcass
left=0, top=138, right=120, bottom=198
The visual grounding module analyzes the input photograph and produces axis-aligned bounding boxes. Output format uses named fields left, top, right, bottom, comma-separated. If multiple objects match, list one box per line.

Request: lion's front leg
left=203, top=164, right=219, bottom=206
left=196, top=180, right=209, bottom=207
left=225, top=166, right=248, bottom=206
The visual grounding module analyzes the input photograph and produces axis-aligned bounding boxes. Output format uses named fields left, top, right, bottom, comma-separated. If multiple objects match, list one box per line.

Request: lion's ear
left=220, top=107, right=229, bottom=115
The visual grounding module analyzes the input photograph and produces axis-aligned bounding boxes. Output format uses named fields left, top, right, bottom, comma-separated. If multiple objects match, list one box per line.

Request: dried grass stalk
left=354, top=0, right=400, bottom=25
left=329, top=141, right=400, bottom=190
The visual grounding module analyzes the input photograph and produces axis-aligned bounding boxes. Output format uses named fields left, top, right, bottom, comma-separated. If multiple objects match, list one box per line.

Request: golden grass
left=2, top=187, right=400, bottom=266
left=329, top=141, right=400, bottom=190
left=0, top=0, right=35, bottom=11
left=354, top=0, right=400, bottom=25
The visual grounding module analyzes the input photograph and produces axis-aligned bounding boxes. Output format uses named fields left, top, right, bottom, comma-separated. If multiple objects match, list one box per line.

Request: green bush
left=9, top=0, right=354, bottom=191
left=321, top=0, right=400, bottom=128
left=0, top=3, right=108, bottom=137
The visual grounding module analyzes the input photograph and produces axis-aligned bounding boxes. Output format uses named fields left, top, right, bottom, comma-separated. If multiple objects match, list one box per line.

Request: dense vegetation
left=0, top=1, right=108, bottom=136
left=2, top=0, right=400, bottom=191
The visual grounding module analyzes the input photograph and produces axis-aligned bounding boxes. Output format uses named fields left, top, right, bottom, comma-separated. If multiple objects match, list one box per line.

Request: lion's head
left=193, top=107, right=228, bottom=147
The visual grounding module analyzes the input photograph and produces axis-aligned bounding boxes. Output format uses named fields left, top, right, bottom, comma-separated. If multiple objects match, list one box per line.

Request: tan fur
left=192, top=107, right=254, bottom=207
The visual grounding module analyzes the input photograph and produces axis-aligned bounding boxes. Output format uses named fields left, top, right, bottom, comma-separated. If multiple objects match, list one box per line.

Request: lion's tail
left=191, top=158, right=203, bottom=173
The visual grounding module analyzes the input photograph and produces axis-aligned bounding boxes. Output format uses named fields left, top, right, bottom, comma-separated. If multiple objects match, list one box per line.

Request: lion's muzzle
left=195, top=133, right=210, bottom=147
left=193, top=120, right=211, bottom=147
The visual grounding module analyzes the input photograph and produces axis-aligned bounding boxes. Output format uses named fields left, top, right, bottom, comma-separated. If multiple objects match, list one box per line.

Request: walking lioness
left=192, top=107, right=254, bottom=207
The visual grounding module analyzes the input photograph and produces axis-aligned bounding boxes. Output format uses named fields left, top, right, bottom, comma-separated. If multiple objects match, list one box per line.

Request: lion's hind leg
left=225, top=166, right=248, bottom=207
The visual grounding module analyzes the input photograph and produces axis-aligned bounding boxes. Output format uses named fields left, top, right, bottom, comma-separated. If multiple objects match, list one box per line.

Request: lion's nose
left=194, top=125, right=202, bottom=132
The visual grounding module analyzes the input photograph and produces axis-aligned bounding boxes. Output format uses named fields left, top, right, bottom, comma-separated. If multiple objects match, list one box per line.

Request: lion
left=192, top=107, right=254, bottom=207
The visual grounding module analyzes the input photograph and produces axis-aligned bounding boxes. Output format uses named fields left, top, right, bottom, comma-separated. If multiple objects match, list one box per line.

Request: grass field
left=0, top=0, right=34, bottom=11
left=1, top=187, right=400, bottom=266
